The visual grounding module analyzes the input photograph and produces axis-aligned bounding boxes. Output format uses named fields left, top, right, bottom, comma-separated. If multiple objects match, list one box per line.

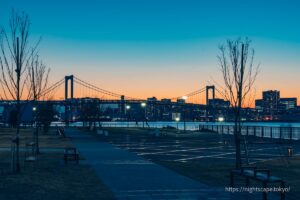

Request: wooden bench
left=64, top=148, right=79, bottom=164
left=230, top=166, right=285, bottom=200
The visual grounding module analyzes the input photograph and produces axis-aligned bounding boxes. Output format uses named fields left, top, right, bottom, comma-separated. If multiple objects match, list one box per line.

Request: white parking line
left=174, top=147, right=277, bottom=162
left=137, top=146, right=225, bottom=156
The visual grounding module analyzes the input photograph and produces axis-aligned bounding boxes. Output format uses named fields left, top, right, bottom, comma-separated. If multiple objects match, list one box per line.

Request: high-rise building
left=279, top=98, right=297, bottom=111
left=160, top=99, right=172, bottom=121
left=255, top=90, right=298, bottom=120
left=262, top=90, right=280, bottom=116
left=146, top=97, right=159, bottom=121
left=255, top=99, right=263, bottom=113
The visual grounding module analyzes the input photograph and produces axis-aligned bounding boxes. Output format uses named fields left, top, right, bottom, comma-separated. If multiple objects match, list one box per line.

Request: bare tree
left=28, top=53, right=50, bottom=154
left=0, top=10, right=39, bottom=172
left=218, top=38, right=259, bottom=169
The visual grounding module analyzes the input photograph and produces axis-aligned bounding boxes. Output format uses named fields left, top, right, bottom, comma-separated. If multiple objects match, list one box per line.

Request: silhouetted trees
left=36, top=102, right=54, bottom=133
left=80, top=99, right=101, bottom=129
left=0, top=10, right=41, bottom=172
left=28, top=53, right=50, bottom=101
left=218, top=38, right=259, bottom=169
left=28, top=53, right=50, bottom=154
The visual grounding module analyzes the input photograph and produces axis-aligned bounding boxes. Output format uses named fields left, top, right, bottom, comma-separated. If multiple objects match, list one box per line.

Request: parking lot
left=99, top=128, right=300, bottom=165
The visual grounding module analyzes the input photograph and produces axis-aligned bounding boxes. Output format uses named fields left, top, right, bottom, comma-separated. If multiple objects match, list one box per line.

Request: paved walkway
left=65, top=129, right=239, bottom=199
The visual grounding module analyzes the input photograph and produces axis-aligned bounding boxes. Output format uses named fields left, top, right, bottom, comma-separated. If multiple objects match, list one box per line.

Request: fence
left=200, top=124, right=300, bottom=140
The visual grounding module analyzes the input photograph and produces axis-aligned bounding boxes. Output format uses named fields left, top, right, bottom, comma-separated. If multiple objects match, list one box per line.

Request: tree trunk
left=234, top=43, right=245, bottom=169
left=234, top=112, right=242, bottom=169
left=32, top=65, right=40, bottom=154
left=15, top=37, right=21, bottom=173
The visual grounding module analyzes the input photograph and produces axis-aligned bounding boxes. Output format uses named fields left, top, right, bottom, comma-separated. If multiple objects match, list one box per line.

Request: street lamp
left=32, top=106, right=37, bottom=131
left=141, top=102, right=146, bottom=128
left=32, top=105, right=39, bottom=154
left=218, top=117, right=224, bottom=122
left=175, top=117, right=180, bottom=129
left=182, top=96, right=187, bottom=133
left=32, top=106, right=37, bottom=126
left=126, top=105, right=130, bottom=128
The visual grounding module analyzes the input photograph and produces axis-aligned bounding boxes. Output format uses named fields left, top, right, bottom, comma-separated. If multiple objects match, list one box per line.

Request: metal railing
left=200, top=124, right=300, bottom=140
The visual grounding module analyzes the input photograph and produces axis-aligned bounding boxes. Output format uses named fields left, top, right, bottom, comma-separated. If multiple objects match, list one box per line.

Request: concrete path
left=65, top=129, right=235, bottom=199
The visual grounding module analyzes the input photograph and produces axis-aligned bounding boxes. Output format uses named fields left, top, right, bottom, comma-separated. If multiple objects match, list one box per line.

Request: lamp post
left=32, top=106, right=37, bottom=130
left=32, top=104, right=40, bottom=154
left=218, top=117, right=224, bottom=122
left=182, top=96, right=188, bottom=133
left=141, top=102, right=146, bottom=128
left=175, top=117, right=180, bottom=129
left=32, top=106, right=39, bottom=154
left=126, top=105, right=130, bottom=128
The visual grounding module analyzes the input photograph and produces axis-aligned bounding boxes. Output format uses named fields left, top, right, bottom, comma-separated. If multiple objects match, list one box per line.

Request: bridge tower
left=120, top=95, right=125, bottom=118
left=65, top=75, right=74, bottom=126
left=206, top=85, right=215, bottom=121
left=65, top=75, right=74, bottom=100
left=206, top=85, right=215, bottom=105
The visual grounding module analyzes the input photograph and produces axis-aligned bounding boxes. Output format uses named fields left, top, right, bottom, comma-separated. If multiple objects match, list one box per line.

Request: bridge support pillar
left=120, top=95, right=125, bottom=119
left=206, top=85, right=215, bottom=121
left=206, top=85, right=215, bottom=105
left=65, top=75, right=74, bottom=126
left=65, top=75, right=74, bottom=100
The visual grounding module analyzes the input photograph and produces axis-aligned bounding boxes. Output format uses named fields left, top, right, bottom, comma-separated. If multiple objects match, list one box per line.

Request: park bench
left=24, top=141, right=37, bottom=161
left=24, top=141, right=38, bottom=169
left=230, top=166, right=285, bottom=200
left=64, top=147, right=79, bottom=164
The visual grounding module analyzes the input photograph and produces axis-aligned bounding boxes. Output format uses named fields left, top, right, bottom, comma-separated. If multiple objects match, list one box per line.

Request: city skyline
left=1, top=0, right=300, bottom=103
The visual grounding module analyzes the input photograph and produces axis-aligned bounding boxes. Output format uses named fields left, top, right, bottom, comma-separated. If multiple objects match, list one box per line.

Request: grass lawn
left=155, top=156, right=300, bottom=199
left=0, top=127, right=115, bottom=200
left=157, top=157, right=300, bottom=188
left=0, top=127, right=73, bottom=148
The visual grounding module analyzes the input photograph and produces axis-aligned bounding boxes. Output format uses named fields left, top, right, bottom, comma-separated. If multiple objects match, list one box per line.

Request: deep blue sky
left=2, top=0, right=300, bottom=41
left=1, top=0, right=300, bottom=100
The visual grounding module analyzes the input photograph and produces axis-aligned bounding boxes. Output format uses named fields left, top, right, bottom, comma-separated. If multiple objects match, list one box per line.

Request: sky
left=1, top=0, right=300, bottom=103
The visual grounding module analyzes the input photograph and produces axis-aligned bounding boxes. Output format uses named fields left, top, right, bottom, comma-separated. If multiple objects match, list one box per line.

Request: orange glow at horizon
left=1, top=83, right=300, bottom=108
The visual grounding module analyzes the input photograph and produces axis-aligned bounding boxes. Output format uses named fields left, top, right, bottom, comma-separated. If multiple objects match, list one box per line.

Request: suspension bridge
left=42, top=75, right=226, bottom=105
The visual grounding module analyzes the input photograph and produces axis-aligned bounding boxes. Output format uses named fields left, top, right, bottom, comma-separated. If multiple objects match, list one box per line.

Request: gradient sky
left=1, top=0, right=300, bottom=103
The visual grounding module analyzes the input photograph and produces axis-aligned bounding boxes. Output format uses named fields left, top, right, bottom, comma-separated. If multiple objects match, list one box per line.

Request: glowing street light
left=126, top=105, right=131, bottom=128
left=218, top=117, right=225, bottom=122
left=175, top=117, right=180, bottom=129
left=181, top=96, right=187, bottom=133
left=141, top=102, right=147, bottom=128
left=32, top=107, right=37, bottom=112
